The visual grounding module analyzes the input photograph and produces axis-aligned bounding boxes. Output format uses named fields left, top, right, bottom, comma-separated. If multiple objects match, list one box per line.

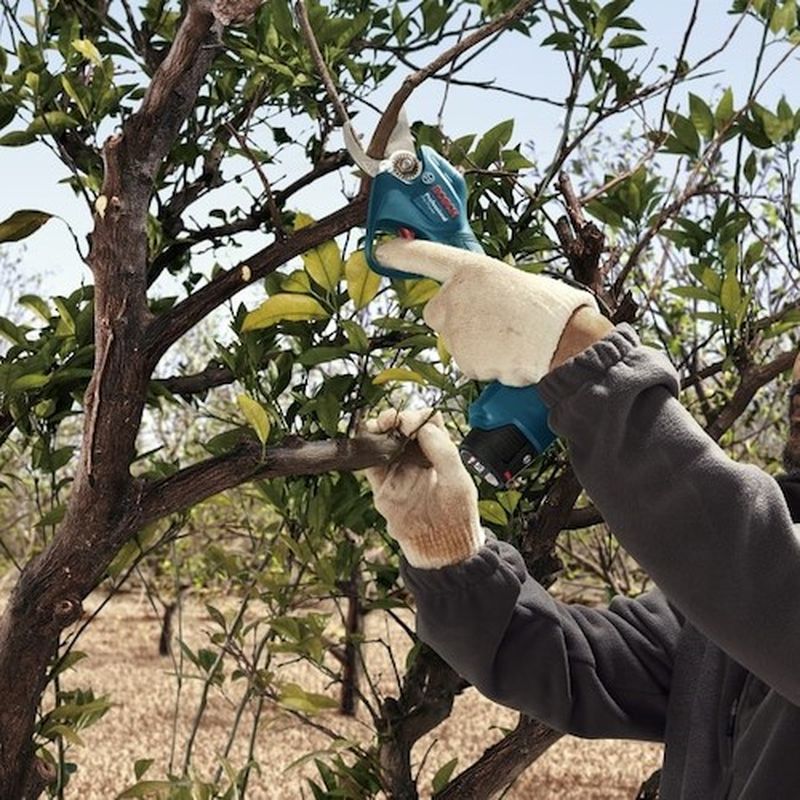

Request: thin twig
left=366, top=0, right=539, bottom=161
left=295, top=0, right=350, bottom=126
left=226, top=123, right=286, bottom=241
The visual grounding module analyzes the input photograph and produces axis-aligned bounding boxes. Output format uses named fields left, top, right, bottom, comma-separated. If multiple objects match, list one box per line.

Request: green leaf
left=281, top=269, right=312, bottom=293
left=134, top=759, right=154, bottom=781
left=28, top=111, right=79, bottom=135
left=19, top=294, right=51, bottom=322
left=116, top=780, right=175, bottom=799
left=689, top=94, right=715, bottom=139
left=596, top=0, right=634, bottom=38
left=52, top=650, right=88, bottom=677
left=341, top=320, right=369, bottom=353
left=541, top=31, right=575, bottom=50
left=11, top=372, right=50, bottom=390
left=237, top=394, right=271, bottom=445
left=41, top=723, right=84, bottom=746
left=670, top=286, right=718, bottom=303
left=315, top=391, right=340, bottom=436
left=669, top=112, right=700, bottom=157
left=72, top=38, right=103, bottom=66
left=242, top=294, right=328, bottom=331
left=757, top=105, right=792, bottom=143
left=501, top=149, right=534, bottom=171
left=345, top=250, right=381, bottom=309
left=432, top=758, right=458, bottom=793
left=770, top=0, right=797, bottom=33
left=0, top=210, right=52, bottom=243
left=715, top=88, right=734, bottom=132
left=36, top=505, right=66, bottom=528
left=295, top=212, right=343, bottom=290
left=401, top=278, right=439, bottom=307
left=0, top=129, right=36, bottom=147
left=478, top=500, right=508, bottom=526
left=472, top=119, right=514, bottom=167
left=278, top=682, right=338, bottom=714
left=743, top=151, right=757, bottom=183
left=607, top=33, right=646, bottom=48
left=372, top=367, right=425, bottom=386
left=720, top=267, right=742, bottom=319
left=61, top=75, right=89, bottom=119
left=54, top=297, right=76, bottom=336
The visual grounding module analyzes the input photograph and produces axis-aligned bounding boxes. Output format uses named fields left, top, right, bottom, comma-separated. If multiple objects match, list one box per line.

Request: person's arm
left=537, top=324, right=800, bottom=706
left=401, top=540, right=681, bottom=741
left=363, top=405, right=681, bottom=742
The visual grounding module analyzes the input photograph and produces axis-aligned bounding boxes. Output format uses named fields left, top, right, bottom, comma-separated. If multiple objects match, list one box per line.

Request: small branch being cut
left=137, top=431, right=421, bottom=527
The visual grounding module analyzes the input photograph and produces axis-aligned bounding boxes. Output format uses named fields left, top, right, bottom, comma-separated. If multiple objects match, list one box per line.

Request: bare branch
left=157, top=363, right=236, bottom=397
left=707, top=348, right=797, bottom=441
left=137, top=431, right=421, bottom=526
left=565, top=504, right=604, bottom=530
left=435, top=715, right=562, bottom=799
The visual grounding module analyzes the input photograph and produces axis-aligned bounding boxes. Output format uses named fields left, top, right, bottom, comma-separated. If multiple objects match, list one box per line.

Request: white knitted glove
left=376, top=239, right=599, bottom=385
left=364, top=407, right=485, bottom=569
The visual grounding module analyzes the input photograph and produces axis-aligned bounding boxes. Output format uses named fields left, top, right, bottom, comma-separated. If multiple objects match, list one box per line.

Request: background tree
left=1, top=0, right=799, bottom=797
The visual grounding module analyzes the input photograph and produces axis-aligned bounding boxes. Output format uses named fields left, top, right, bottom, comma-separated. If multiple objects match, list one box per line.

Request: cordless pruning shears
left=344, top=111, right=557, bottom=487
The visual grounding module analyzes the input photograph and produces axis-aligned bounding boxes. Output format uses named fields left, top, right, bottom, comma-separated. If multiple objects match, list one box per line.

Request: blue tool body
left=366, top=146, right=556, bottom=486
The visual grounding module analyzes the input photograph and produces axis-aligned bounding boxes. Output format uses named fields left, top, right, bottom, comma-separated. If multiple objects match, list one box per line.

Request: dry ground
left=54, top=591, right=663, bottom=799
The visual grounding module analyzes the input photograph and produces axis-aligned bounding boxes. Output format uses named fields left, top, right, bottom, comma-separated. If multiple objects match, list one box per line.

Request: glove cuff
left=531, top=277, right=599, bottom=383
left=398, top=523, right=486, bottom=569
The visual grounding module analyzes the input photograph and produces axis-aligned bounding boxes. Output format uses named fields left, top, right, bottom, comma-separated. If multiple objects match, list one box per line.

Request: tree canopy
left=0, top=0, right=799, bottom=797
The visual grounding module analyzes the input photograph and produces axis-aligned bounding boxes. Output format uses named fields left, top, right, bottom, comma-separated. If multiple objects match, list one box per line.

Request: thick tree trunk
left=0, top=3, right=225, bottom=793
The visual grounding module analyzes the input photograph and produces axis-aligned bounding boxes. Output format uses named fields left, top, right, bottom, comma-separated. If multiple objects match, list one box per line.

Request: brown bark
left=136, top=432, right=422, bottom=528
left=0, top=3, right=253, bottom=795
left=378, top=647, right=468, bottom=799
left=338, top=564, right=362, bottom=717
left=706, top=348, right=796, bottom=441
left=435, top=715, right=563, bottom=799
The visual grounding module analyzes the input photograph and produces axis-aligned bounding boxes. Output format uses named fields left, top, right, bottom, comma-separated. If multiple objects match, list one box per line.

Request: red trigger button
left=398, top=227, right=416, bottom=240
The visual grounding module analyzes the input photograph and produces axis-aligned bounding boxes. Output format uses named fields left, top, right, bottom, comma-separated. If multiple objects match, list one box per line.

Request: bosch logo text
left=431, top=185, right=459, bottom=218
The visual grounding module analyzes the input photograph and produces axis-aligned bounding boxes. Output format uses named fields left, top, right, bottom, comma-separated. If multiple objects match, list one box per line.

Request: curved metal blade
left=343, top=121, right=382, bottom=177
left=385, top=107, right=415, bottom=155
left=344, top=108, right=416, bottom=177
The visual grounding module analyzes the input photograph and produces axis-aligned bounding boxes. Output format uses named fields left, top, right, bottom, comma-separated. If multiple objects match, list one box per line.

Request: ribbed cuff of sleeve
left=400, top=534, right=525, bottom=593
left=538, top=323, right=642, bottom=405
left=400, top=524, right=486, bottom=570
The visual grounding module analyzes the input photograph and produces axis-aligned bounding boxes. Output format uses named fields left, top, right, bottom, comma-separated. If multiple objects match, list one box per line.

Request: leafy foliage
left=1, top=0, right=800, bottom=797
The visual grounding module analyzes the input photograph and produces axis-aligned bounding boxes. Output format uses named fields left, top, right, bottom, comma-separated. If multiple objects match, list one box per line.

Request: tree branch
left=366, top=0, right=539, bottom=161
left=144, top=196, right=368, bottom=365
left=435, top=715, right=562, bottom=799
left=295, top=0, right=350, bottom=126
left=136, top=431, right=419, bottom=527
left=157, top=363, right=236, bottom=397
left=706, top=348, right=797, bottom=441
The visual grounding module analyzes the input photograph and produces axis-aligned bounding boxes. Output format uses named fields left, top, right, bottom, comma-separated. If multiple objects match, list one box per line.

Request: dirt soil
left=57, top=591, right=663, bottom=799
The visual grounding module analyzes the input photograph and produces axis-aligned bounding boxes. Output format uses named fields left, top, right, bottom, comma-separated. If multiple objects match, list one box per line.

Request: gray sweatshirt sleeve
left=401, top=323, right=800, bottom=738
left=402, top=540, right=680, bottom=740
left=535, top=324, right=800, bottom=707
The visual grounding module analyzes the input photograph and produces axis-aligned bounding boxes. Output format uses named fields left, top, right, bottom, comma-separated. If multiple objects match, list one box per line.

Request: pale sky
left=0, top=2, right=793, bottom=303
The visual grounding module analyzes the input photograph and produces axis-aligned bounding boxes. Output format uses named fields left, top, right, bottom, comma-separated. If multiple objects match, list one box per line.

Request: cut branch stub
left=210, top=0, right=263, bottom=25
left=555, top=172, right=607, bottom=296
